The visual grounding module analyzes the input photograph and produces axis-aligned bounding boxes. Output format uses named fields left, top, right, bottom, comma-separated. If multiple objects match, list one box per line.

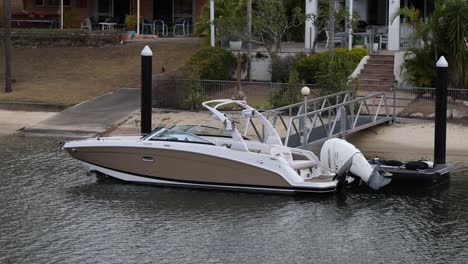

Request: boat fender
left=421, top=161, right=434, bottom=169
left=384, top=160, right=404, bottom=167
left=405, top=161, right=429, bottom=170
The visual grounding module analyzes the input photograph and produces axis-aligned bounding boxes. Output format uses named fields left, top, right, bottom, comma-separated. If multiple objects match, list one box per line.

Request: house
left=1, top=0, right=207, bottom=32
left=305, top=0, right=434, bottom=51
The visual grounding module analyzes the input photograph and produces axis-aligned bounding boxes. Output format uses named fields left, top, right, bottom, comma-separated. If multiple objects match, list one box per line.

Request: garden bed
left=0, top=29, right=121, bottom=47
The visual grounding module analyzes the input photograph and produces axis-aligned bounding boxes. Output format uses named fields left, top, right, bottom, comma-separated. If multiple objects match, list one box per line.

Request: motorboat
left=63, top=99, right=391, bottom=194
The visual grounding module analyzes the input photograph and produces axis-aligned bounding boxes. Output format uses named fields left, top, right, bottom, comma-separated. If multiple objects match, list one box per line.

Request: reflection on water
left=1, top=136, right=468, bottom=264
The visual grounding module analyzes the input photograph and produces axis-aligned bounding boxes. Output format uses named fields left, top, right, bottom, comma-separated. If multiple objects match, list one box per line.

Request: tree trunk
left=328, top=0, right=335, bottom=60
left=3, top=0, right=12, bottom=93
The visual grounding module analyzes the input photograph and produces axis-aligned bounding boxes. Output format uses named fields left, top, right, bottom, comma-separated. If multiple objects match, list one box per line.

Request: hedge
left=188, top=46, right=236, bottom=80
left=293, top=48, right=367, bottom=84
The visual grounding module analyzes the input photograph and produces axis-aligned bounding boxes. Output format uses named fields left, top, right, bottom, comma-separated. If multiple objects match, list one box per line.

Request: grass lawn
left=0, top=39, right=200, bottom=105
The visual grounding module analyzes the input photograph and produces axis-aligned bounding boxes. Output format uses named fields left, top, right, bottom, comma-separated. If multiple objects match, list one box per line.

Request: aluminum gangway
left=261, top=90, right=393, bottom=148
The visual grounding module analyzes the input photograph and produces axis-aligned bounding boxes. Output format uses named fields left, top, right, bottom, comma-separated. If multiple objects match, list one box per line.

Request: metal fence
left=152, top=79, right=340, bottom=111
left=393, top=86, right=468, bottom=123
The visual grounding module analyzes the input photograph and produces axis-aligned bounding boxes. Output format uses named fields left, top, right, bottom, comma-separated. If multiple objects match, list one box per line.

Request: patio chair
left=325, top=30, right=344, bottom=48
left=379, top=34, right=388, bottom=49
left=89, top=17, right=99, bottom=30
left=153, top=20, right=168, bottom=36
left=81, top=18, right=92, bottom=30
left=141, top=19, right=153, bottom=35
left=173, top=18, right=191, bottom=37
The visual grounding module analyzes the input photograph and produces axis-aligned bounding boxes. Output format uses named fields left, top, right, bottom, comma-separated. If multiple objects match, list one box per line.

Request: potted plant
left=218, top=12, right=245, bottom=50
left=354, top=38, right=364, bottom=48
left=125, top=15, right=137, bottom=40
left=229, top=37, right=242, bottom=50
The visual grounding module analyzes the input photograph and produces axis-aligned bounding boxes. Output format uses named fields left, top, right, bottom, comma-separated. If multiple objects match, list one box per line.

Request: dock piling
left=434, top=56, right=448, bottom=164
left=141, top=45, right=153, bottom=135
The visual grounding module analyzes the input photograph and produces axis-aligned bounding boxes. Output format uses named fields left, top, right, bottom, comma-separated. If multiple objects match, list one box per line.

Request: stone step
left=369, top=55, right=394, bottom=60
left=365, top=62, right=394, bottom=68
left=370, top=54, right=394, bottom=58
left=359, top=69, right=395, bottom=77
left=367, top=59, right=394, bottom=65
left=357, top=79, right=394, bottom=86
left=358, top=84, right=393, bottom=92
left=360, top=68, right=394, bottom=75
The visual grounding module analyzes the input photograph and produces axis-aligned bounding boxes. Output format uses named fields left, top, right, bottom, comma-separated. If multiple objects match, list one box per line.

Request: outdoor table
left=99, top=22, right=117, bottom=30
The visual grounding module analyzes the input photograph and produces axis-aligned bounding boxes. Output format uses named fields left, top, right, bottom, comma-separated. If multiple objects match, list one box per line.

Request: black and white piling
left=434, top=56, right=448, bottom=165
left=141, top=45, right=153, bottom=135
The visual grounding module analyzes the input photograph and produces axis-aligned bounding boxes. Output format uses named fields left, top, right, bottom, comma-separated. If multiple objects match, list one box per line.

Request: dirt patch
left=0, top=39, right=200, bottom=105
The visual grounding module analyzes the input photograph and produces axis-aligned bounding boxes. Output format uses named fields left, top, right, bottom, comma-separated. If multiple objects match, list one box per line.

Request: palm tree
left=393, top=0, right=468, bottom=88
left=433, top=0, right=468, bottom=87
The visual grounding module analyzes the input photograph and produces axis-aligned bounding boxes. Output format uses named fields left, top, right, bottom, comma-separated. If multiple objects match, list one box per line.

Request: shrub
left=186, top=67, right=209, bottom=111
left=270, top=69, right=303, bottom=108
left=402, top=47, right=436, bottom=87
left=1, top=29, right=120, bottom=47
left=125, top=15, right=137, bottom=31
left=316, top=55, right=357, bottom=95
left=293, top=48, right=367, bottom=86
left=271, top=53, right=306, bottom=83
left=188, top=47, right=236, bottom=80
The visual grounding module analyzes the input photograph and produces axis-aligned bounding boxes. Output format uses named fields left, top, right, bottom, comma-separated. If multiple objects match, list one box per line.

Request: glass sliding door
left=96, top=0, right=114, bottom=22
left=153, top=0, right=193, bottom=24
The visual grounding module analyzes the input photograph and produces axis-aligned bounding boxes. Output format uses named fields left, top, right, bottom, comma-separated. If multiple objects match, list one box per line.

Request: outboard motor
left=320, top=138, right=391, bottom=190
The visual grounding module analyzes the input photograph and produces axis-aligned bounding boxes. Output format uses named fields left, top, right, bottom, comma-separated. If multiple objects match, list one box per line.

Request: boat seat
left=290, top=160, right=317, bottom=170
left=270, top=145, right=317, bottom=169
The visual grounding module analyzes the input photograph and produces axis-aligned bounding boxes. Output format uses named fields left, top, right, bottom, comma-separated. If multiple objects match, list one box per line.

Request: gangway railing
left=276, top=92, right=392, bottom=148
left=263, top=90, right=353, bottom=132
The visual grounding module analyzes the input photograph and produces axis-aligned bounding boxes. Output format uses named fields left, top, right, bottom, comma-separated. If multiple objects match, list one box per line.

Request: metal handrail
left=263, top=90, right=354, bottom=135
left=264, top=90, right=351, bottom=114
left=284, top=92, right=390, bottom=147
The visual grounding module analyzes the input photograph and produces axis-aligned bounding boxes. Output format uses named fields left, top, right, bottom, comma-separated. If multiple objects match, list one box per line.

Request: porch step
left=365, top=62, right=394, bottom=69
left=357, top=79, right=394, bottom=86
left=367, top=58, right=394, bottom=65
left=360, top=68, right=394, bottom=75
left=358, top=84, right=393, bottom=92
left=358, top=73, right=395, bottom=80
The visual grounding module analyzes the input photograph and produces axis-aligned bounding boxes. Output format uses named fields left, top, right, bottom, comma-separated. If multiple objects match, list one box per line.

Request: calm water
left=1, top=136, right=468, bottom=264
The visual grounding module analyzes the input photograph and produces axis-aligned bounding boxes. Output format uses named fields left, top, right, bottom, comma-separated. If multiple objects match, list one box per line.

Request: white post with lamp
left=301, top=86, right=310, bottom=149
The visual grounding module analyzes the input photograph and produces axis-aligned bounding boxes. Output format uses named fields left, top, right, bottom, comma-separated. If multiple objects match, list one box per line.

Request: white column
left=388, top=0, right=400, bottom=50
left=210, top=0, right=215, bottom=47
left=304, top=0, right=318, bottom=50
left=60, top=0, right=63, bottom=29
left=348, top=0, right=353, bottom=50
left=137, top=0, right=140, bottom=35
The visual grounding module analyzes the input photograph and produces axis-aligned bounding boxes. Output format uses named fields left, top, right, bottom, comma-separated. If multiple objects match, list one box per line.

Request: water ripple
left=1, top=135, right=468, bottom=264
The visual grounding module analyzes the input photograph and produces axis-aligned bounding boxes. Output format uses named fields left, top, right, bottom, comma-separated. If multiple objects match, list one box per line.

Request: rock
left=452, top=109, right=464, bottom=119
left=447, top=109, right=452, bottom=118
left=410, top=112, right=425, bottom=117
left=426, top=113, right=436, bottom=118
left=463, top=101, right=468, bottom=107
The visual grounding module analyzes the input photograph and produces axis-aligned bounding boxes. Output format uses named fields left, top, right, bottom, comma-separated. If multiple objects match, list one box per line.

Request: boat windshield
left=171, top=125, right=232, bottom=138
left=146, top=127, right=213, bottom=145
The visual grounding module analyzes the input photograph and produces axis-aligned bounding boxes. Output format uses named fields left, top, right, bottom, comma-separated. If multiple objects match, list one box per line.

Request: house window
left=35, top=0, right=71, bottom=7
